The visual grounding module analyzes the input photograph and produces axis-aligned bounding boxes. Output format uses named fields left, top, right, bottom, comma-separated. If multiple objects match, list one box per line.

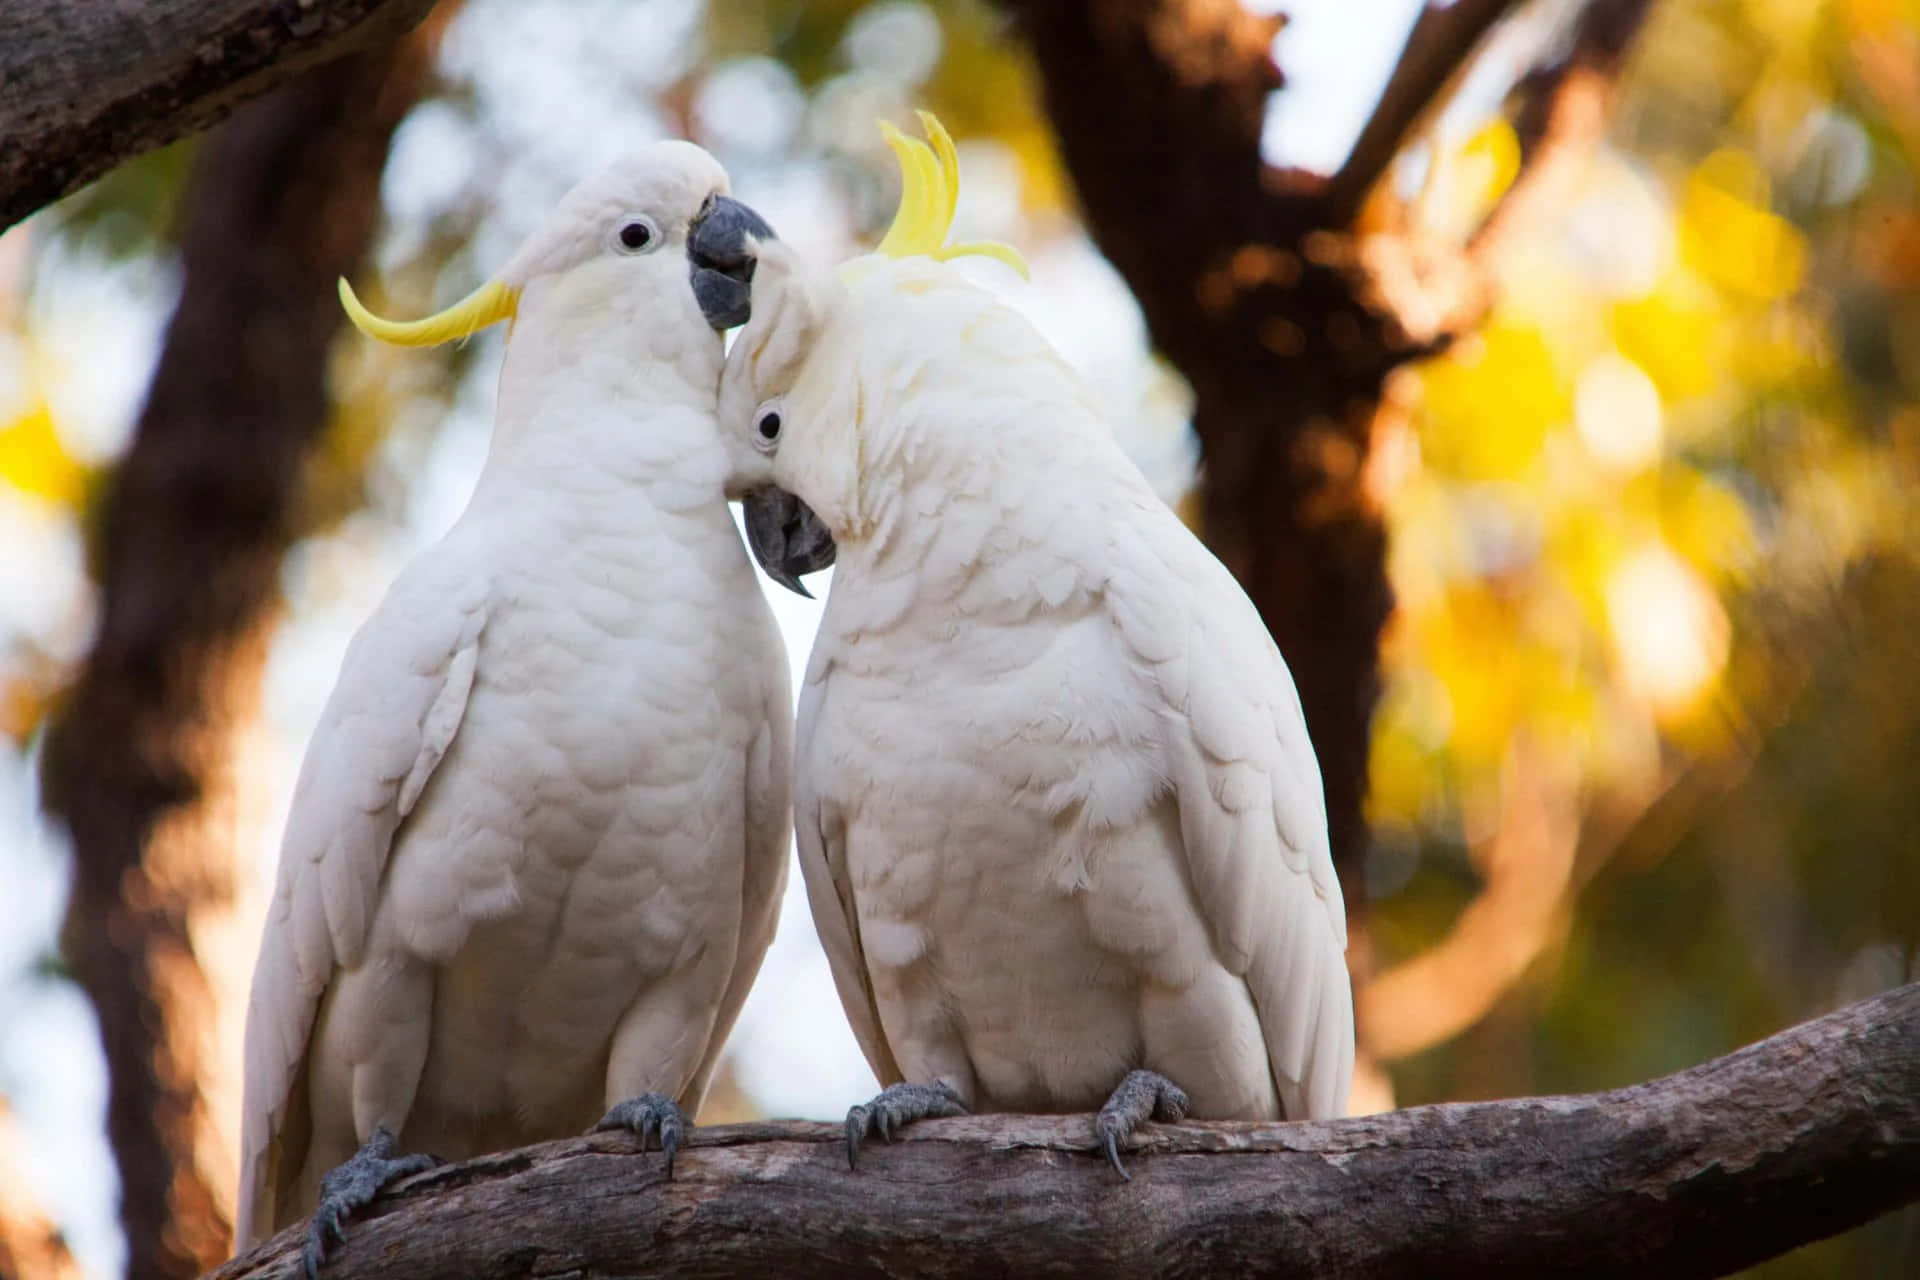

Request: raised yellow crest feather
left=871, top=111, right=1029, bottom=279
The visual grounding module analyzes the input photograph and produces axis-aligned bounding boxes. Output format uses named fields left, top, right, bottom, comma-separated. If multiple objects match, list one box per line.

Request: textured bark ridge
left=0, top=0, right=437, bottom=228
left=213, top=984, right=1920, bottom=1280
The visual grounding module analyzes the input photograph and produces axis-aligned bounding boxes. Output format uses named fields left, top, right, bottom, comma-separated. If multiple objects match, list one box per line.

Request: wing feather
left=235, top=562, right=486, bottom=1246
left=1111, top=512, right=1354, bottom=1121
left=684, top=625, right=794, bottom=1110
left=792, top=658, right=904, bottom=1086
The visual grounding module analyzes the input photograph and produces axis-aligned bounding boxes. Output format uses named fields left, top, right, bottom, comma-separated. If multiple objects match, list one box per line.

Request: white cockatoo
left=724, top=115, right=1354, bottom=1177
left=236, top=143, right=793, bottom=1270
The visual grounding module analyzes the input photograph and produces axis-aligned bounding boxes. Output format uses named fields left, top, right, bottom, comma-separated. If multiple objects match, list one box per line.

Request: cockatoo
left=236, top=143, right=792, bottom=1272
left=724, top=115, right=1354, bottom=1178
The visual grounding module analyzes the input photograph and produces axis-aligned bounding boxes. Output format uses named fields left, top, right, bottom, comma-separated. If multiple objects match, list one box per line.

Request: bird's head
left=722, top=112, right=1027, bottom=596
left=339, top=140, right=774, bottom=369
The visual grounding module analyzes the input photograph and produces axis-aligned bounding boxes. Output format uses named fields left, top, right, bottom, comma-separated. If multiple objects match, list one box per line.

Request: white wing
left=683, top=617, right=793, bottom=1110
left=235, top=558, right=487, bottom=1246
left=791, top=651, right=906, bottom=1087
left=1110, top=509, right=1355, bottom=1121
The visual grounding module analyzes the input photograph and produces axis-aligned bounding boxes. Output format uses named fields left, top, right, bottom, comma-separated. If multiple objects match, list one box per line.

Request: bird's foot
left=1094, top=1069, right=1190, bottom=1182
left=844, top=1081, right=968, bottom=1169
left=304, top=1127, right=439, bottom=1280
left=593, top=1092, right=691, bottom=1180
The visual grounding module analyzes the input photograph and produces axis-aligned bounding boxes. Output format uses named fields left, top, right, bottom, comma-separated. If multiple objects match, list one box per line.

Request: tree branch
left=1357, top=738, right=1583, bottom=1060
left=0, top=0, right=439, bottom=230
left=215, top=984, right=1920, bottom=1279
left=1468, top=0, right=1655, bottom=273
left=1003, top=0, right=1284, bottom=348
left=1323, top=0, right=1520, bottom=225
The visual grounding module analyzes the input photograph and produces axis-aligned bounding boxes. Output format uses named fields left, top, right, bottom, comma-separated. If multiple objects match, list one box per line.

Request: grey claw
left=594, top=1093, right=692, bottom=1182
left=1093, top=1069, right=1189, bottom=1182
left=661, top=1112, right=683, bottom=1181
left=1101, top=1127, right=1132, bottom=1182
left=843, top=1082, right=968, bottom=1172
left=845, top=1107, right=869, bottom=1169
left=302, top=1127, right=435, bottom=1279
left=392, top=1153, right=438, bottom=1180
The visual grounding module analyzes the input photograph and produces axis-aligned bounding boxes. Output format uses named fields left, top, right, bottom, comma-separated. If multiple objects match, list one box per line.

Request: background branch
left=0, top=0, right=438, bottom=229
left=1325, top=0, right=1521, bottom=225
left=1357, top=738, right=1583, bottom=1059
left=215, top=985, right=1920, bottom=1280
left=1468, top=0, right=1656, bottom=274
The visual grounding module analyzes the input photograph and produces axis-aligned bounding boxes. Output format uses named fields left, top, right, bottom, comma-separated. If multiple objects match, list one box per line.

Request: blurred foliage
left=0, top=406, right=91, bottom=509
left=40, top=140, right=199, bottom=261
left=0, top=0, right=1917, bottom=1275
left=1365, top=0, right=1920, bottom=1271
left=708, top=0, right=1066, bottom=224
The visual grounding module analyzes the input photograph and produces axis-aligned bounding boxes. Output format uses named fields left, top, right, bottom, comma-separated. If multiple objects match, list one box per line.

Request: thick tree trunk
left=0, top=0, right=438, bottom=229
left=1004, top=0, right=1421, bottom=919
left=38, top=30, right=441, bottom=1280
left=1004, top=0, right=1653, bottom=933
left=213, top=984, right=1920, bottom=1280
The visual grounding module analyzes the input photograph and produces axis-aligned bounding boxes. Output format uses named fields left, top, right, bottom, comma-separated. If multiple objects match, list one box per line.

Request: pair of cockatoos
left=237, top=116, right=1351, bottom=1271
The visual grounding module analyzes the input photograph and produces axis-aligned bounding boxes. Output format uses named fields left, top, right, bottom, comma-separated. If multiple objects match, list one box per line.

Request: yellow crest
left=872, top=111, right=1029, bottom=279
left=338, top=278, right=519, bottom=347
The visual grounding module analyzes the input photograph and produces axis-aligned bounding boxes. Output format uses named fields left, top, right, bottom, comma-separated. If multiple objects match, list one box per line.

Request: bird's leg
left=1094, top=1069, right=1191, bottom=1181
left=304, top=1127, right=439, bottom=1280
left=594, top=1093, right=692, bottom=1180
left=844, top=1081, right=969, bottom=1169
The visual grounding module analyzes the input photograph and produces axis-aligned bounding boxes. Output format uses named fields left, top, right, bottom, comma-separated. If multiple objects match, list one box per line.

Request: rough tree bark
left=1001, top=0, right=1654, bottom=934
left=212, top=983, right=1920, bottom=1279
left=0, top=0, right=438, bottom=230
left=37, top=28, right=444, bottom=1280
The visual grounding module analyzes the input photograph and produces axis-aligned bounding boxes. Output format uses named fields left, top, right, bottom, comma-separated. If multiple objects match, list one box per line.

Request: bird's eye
left=752, top=399, right=784, bottom=452
left=613, top=215, right=660, bottom=254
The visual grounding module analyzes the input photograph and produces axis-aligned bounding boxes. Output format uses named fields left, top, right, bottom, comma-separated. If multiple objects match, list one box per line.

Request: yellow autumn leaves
left=1370, top=136, right=1820, bottom=830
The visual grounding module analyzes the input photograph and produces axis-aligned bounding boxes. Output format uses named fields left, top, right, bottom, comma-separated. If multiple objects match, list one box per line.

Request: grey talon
left=1100, top=1126, right=1130, bottom=1182
left=594, top=1093, right=691, bottom=1182
left=845, top=1109, right=868, bottom=1170
left=843, top=1081, right=968, bottom=1171
left=1092, top=1069, right=1190, bottom=1183
left=302, top=1127, right=440, bottom=1280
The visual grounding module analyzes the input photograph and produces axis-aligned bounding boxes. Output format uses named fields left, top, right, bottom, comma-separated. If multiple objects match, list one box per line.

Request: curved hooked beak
left=743, top=487, right=837, bottom=597
left=689, top=195, right=775, bottom=330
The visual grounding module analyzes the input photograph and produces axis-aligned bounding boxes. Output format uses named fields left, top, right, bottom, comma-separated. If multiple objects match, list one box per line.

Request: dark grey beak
left=743, top=487, right=837, bottom=597
left=689, top=195, right=775, bottom=330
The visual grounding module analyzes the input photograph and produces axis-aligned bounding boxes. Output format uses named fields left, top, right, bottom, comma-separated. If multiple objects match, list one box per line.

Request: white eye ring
left=612, top=214, right=661, bottom=255
left=751, top=398, right=784, bottom=453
